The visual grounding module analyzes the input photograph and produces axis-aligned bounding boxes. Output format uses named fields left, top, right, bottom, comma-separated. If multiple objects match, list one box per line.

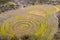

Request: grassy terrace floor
left=0, top=5, right=60, bottom=40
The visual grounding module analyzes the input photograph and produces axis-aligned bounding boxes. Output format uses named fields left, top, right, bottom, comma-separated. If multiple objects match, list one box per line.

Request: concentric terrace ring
left=0, top=15, right=40, bottom=37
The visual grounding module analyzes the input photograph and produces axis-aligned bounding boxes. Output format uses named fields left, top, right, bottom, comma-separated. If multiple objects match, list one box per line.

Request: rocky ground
left=53, top=10, right=60, bottom=40
left=53, top=28, right=60, bottom=40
